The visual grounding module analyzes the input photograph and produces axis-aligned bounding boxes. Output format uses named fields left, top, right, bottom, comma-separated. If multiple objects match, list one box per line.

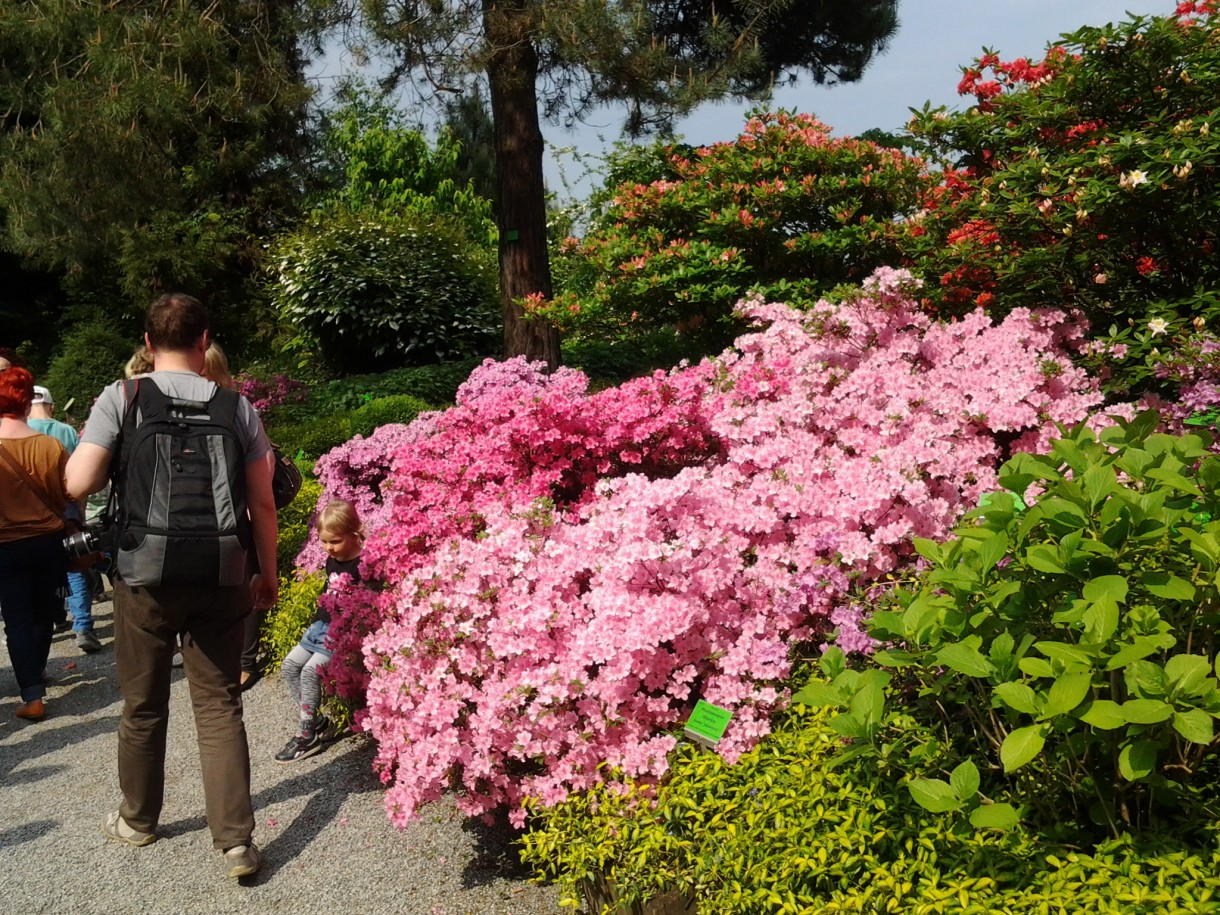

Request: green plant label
left=685, top=700, right=732, bottom=748
left=978, top=490, right=1026, bottom=512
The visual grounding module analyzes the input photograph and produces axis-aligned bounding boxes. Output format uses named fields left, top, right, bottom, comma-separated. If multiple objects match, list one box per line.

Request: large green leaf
left=950, top=759, right=980, bottom=801
left=1120, top=699, right=1173, bottom=724
left=901, top=594, right=941, bottom=645
left=1126, top=660, right=1170, bottom=697
left=1082, top=464, right=1118, bottom=509
left=1035, top=641, right=1094, bottom=666
left=1041, top=670, right=1093, bottom=718
left=1141, top=572, right=1197, bottom=601
left=1173, top=709, right=1215, bottom=745
left=850, top=676, right=888, bottom=733
left=1025, top=545, right=1066, bottom=574
left=1106, top=637, right=1166, bottom=671
left=1082, top=575, right=1128, bottom=604
left=1144, top=466, right=1202, bottom=497
left=976, top=532, right=1009, bottom=573
left=1118, top=740, right=1158, bottom=781
left=969, top=803, right=1019, bottom=830
left=1000, top=725, right=1047, bottom=772
left=994, top=682, right=1039, bottom=715
left=828, top=713, right=870, bottom=739
left=1019, top=657, right=1055, bottom=678
left=791, top=681, right=839, bottom=707
left=989, top=632, right=1016, bottom=664
left=908, top=778, right=962, bottom=813
left=936, top=643, right=995, bottom=678
left=1079, top=699, right=1126, bottom=730
left=819, top=646, right=847, bottom=680
left=1082, top=598, right=1120, bottom=645
left=1166, top=654, right=1213, bottom=697
left=1180, top=529, right=1220, bottom=569
left=912, top=537, right=945, bottom=566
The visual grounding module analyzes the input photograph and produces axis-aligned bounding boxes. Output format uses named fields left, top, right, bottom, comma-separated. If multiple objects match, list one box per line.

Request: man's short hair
left=146, top=293, right=209, bottom=352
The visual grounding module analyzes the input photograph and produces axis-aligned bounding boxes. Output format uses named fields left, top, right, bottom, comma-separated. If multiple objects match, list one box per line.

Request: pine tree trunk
left=483, top=0, right=562, bottom=368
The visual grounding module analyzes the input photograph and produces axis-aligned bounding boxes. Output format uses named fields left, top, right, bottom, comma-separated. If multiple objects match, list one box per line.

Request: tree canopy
left=315, top=0, right=900, bottom=365
left=0, top=0, right=313, bottom=339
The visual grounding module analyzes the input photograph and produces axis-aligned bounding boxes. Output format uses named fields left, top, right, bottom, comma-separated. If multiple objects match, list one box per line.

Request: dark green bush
left=267, top=207, right=499, bottom=373
left=307, top=357, right=479, bottom=417
left=271, top=415, right=354, bottom=463
left=561, top=330, right=706, bottom=386
left=39, top=321, right=135, bottom=424
left=349, top=394, right=430, bottom=439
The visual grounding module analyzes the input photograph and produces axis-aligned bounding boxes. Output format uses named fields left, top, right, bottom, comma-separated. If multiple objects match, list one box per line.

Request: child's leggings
left=282, top=645, right=329, bottom=727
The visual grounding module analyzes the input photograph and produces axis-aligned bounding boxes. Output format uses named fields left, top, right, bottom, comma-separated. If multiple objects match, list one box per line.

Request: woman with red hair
left=0, top=365, right=70, bottom=720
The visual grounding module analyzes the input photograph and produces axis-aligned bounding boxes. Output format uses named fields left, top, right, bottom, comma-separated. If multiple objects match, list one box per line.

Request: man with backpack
left=66, top=293, right=278, bottom=880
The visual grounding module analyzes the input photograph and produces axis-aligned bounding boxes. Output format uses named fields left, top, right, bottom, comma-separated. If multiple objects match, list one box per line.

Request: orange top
left=0, top=435, right=69, bottom=542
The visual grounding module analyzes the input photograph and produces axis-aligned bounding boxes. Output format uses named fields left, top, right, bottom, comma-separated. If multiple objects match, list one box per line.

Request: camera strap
left=0, top=439, right=70, bottom=525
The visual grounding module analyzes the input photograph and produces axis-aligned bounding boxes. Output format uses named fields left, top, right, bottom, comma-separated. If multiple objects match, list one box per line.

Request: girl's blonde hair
left=124, top=346, right=154, bottom=379
left=203, top=342, right=235, bottom=389
left=317, top=498, right=364, bottom=540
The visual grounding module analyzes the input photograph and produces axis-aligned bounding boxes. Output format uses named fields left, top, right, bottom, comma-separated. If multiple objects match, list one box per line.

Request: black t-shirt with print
left=311, top=555, right=362, bottom=626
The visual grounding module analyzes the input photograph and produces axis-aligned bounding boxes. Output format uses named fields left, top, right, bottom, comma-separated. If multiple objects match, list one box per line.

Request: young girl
left=275, top=499, right=363, bottom=763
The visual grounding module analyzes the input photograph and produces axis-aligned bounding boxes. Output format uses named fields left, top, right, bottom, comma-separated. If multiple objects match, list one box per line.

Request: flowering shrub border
left=304, top=269, right=1109, bottom=827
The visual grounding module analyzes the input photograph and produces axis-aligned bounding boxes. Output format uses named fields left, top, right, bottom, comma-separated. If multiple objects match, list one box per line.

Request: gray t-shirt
left=81, top=370, right=270, bottom=464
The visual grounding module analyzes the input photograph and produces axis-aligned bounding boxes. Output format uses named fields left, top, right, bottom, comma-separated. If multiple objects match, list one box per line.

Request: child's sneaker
left=274, top=729, right=322, bottom=763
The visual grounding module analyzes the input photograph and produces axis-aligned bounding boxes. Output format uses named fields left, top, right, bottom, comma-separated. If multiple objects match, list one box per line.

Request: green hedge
left=267, top=208, right=499, bottom=373
left=271, top=393, right=432, bottom=462
left=261, top=571, right=325, bottom=672
left=306, top=357, right=477, bottom=417
left=272, top=415, right=353, bottom=463
left=349, top=394, right=430, bottom=439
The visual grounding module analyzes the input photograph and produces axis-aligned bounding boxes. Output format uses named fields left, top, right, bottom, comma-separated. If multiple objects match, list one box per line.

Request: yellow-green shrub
left=520, top=705, right=1220, bottom=914
left=261, top=571, right=324, bottom=671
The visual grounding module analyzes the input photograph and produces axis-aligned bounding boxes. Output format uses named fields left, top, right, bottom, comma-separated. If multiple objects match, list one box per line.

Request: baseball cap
left=32, top=385, right=54, bottom=405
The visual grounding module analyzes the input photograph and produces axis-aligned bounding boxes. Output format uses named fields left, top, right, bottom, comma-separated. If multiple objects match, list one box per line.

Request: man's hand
left=250, top=573, right=278, bottom=611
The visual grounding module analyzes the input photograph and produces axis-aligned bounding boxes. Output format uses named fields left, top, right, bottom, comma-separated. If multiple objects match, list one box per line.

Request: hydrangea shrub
left=306, top=268, right=1107, bottom=827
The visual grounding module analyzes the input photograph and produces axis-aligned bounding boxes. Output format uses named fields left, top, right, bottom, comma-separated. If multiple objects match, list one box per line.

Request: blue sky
left=312, top=2, right=1175, bottom=198
left=545, top=1, right=1172, bottom=198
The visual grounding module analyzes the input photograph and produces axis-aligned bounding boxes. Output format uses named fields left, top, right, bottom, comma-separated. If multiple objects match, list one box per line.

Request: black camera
left=64, top=525, right=113, bottom=559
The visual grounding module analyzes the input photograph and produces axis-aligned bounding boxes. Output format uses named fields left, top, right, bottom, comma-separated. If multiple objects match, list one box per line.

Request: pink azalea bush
left=304, top=267, right=1106, bottom=828
left=306, top=359, right=722, bottom=705
left=236, top=372, right=308, bottom=412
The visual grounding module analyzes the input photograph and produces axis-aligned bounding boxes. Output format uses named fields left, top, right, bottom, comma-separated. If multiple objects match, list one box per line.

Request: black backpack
left=111, top=379, right=250, bottom=587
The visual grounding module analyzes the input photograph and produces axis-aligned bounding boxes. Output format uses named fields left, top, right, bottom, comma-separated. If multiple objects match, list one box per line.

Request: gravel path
left=0, top=597, right=566, bottom=915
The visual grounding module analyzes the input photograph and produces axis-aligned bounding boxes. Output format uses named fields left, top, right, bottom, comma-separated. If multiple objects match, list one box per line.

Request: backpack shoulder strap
left=112, top=378, right=141, bottom=484
left=205, top=385, right=242, bottom=427
left=131, top=378, right=174, bottom=420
